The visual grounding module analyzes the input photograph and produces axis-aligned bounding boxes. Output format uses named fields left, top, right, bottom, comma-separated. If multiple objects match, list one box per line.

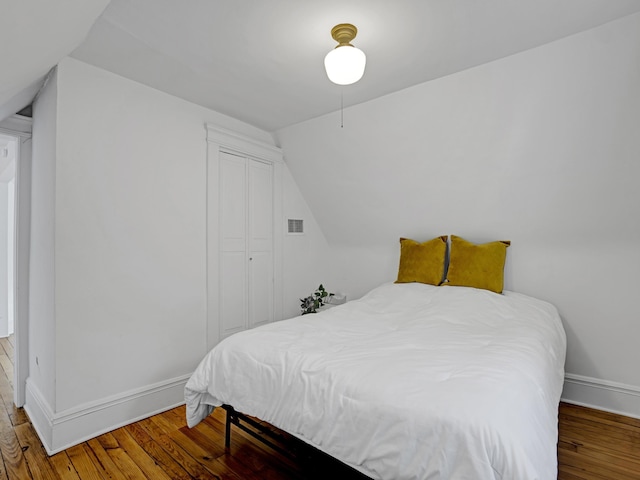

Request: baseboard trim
left=25, top=371, right=640, bottom=454
left=25, top=374, right=191, bottom=455
left=562, top=373, right=640, bottom=420
left=24, top=380, right=54, bottom=451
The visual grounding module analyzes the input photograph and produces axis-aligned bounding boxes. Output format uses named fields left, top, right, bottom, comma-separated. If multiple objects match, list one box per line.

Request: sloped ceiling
left=70, top=0, right=640, bottom=132
left=3, top=1, right=640, bottom=130
left=0, top=0, right=110, bottom=121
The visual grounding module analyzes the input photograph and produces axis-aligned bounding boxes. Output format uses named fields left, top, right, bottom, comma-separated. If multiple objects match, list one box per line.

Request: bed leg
left=224, top=405, right=232, bottom=449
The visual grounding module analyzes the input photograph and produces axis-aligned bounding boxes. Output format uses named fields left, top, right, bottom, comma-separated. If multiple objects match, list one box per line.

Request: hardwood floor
left=558, top=402, right=640, bottom=479
left=0, top=336, right=638, bottom=479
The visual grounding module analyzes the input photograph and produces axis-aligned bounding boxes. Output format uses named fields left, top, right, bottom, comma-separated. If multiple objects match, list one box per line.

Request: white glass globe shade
left=324, top=45, right=366, bottom=85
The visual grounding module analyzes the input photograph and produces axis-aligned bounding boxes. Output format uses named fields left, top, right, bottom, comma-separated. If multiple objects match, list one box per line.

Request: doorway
left=0, top=123, right=30, bottom=408
left=0, top=134, right=16, bottom=400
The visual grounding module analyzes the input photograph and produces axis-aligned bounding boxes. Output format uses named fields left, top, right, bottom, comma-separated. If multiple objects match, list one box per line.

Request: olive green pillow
left=396, top=236, right=448, bottom=286
left=445, top=235, right=510, bottom=294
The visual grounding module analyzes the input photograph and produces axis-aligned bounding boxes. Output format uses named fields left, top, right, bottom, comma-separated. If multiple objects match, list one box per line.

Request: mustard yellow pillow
left=445, top=235, right=510, bottom=294
left=396, top=236, right=448, bottom=286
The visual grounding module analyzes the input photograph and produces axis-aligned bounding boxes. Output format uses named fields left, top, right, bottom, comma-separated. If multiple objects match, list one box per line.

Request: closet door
left=218, top=153, right=274, bottom=338
left=206, top=123, right=283, bottom=350
left=219, top=152, right=248, bottom=337
left=248, top=159, right=273, bottom=328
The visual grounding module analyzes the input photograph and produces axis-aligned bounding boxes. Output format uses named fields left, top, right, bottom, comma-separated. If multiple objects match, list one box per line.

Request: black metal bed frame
left=221, top=404, right=371, bottom=478
left=222, top=404, right=295, bottom=457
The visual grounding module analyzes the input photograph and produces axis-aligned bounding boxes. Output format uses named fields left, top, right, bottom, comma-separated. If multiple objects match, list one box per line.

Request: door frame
left=0, top=115, right=32, bottom=407
left=205, top=124, right=284, bottom=352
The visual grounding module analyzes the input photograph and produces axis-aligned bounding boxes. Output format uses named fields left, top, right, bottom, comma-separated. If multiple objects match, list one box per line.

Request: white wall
left=54, top=57, right=211, bottom=412
left=282, top=166, right=333, bottom=319
left=276, top=13, right=640, bottom=416
left=29, top=69, right=58, bottom=414
left=26, top=56, right=327, bottom=452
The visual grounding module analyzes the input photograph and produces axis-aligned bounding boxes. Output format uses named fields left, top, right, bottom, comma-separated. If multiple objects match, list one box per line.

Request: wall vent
left=287, top=219, right=304, bottom=234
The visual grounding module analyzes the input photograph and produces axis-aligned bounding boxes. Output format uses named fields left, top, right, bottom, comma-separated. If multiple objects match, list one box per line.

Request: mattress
left=185, top=282, right=566, bottom=479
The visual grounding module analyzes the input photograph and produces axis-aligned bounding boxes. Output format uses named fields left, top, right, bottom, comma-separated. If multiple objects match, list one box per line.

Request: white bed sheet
left=185, top=282, right=566, bottom=480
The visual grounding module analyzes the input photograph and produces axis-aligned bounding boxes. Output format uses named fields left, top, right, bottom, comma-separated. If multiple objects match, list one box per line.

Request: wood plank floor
left=0, top=336, right=638, bottom=479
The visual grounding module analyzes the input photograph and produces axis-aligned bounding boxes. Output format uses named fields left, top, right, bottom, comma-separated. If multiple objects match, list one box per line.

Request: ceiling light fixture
left=324, top=23, right=366, bottom=85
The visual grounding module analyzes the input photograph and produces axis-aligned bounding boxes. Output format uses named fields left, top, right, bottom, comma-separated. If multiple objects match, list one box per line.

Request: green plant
left=300, top=284, right=334, bottom=315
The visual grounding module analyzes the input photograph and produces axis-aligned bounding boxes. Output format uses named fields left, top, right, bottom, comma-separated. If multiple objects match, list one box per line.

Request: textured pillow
left=445, top=235, right=510, bottom=294
left=396, top=236, right=448, bottom=286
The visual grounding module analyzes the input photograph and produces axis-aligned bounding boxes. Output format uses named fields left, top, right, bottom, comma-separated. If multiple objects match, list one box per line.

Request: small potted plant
left=300, top=284, right=334, bottom=315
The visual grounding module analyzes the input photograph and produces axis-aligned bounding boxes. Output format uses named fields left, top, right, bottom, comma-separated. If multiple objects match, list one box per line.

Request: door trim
left=0, top=116, right=33, bottom=407
left=205, top=123, right=283, bottom=352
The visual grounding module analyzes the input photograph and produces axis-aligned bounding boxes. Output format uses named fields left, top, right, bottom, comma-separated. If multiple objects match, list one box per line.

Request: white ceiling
left=4, top=1, right=640, bottom=131
left=0, top=0, right=110, bottom=121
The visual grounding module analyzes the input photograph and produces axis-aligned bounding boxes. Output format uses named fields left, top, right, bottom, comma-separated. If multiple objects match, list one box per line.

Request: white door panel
left=220, top=152, right=246, bottom=253
left=249, top=242, right=273, bottom=328
left=220, top=251, right=247, bottom=337
left=248, top=159, right=273, bottom=328
left=249, top=160, right=273, bottom=253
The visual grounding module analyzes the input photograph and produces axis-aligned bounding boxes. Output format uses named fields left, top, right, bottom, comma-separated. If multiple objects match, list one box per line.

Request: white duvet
left=185, top=282, right=566, bottom=480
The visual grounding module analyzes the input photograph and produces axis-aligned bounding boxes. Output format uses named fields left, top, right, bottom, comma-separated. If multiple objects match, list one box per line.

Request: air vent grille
left=288, top=219, right=304, bottom=234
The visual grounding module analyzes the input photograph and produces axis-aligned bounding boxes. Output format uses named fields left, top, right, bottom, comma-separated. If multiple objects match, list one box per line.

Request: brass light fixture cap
left=331, top=23, right=358, bottom=47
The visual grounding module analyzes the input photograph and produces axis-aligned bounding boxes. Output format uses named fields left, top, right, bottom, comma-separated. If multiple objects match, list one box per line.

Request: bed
left=185, top=282, right=566, bottom=479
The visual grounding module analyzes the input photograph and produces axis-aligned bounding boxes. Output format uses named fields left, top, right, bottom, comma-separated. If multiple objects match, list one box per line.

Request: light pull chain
left=340, top=89, right=344, bottom=128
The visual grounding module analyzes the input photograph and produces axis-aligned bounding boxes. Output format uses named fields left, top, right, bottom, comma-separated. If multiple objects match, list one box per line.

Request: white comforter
left=185, top=283, right=566, bottom=480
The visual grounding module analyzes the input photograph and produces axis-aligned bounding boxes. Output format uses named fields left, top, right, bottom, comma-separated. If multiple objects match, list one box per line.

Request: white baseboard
left=23, top=371, right=640, bottom=455
left=24, top=374, right=191, bottom=455
left=562, top=373, right=640, bottom=420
